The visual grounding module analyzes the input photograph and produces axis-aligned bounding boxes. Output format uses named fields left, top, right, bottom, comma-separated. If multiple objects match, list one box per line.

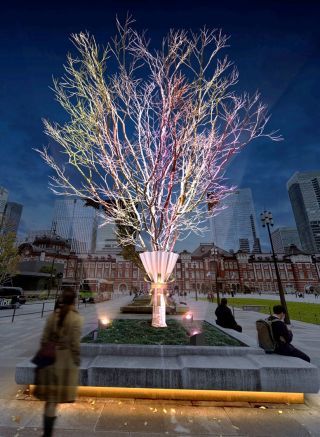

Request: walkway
left=0, top=294, right=320, bottom=436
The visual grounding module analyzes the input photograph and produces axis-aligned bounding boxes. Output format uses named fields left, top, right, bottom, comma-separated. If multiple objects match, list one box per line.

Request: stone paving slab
left=0, top=399, right=42, bottom=428
left=1, top=399, right=320, bottom=436
left=0, top=430, right=249, bottom=437
left=26, top=400, right=105, bottom=430
left=286, top=409, right=320, bottom=437
left=224, top=407, right=312, bottom=437
left=105, top=403, right=238, bottom=435
left=0, top=430, right=130, bottom=437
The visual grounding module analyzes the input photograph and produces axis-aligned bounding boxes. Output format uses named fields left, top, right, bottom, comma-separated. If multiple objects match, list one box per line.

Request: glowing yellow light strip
left=29, top=385, right=304, bottom=404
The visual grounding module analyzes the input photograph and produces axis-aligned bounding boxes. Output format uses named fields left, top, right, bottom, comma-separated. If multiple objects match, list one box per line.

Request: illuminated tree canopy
left=38, top=17, right=279, bottom=252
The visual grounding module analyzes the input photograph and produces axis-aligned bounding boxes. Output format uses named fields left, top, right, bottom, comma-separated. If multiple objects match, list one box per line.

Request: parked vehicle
left=0, top=287, right=26, bottom=309
left=79, top=278, right=113, bottom=303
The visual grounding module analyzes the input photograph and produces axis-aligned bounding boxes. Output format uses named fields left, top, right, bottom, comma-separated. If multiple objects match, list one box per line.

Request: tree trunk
left=151, top=283, right=168, bottom=328
left=139, top=251, right=179, bottom=329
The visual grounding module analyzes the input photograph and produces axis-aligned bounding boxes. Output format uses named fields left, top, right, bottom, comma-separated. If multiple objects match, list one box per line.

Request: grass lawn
left=202, top=297, right=320, bottom=325
left=82, top=318, right=245, bottom=346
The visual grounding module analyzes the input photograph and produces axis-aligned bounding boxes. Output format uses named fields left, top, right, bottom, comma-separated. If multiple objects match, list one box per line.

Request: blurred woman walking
left=33, top=287, right=83, bottom=436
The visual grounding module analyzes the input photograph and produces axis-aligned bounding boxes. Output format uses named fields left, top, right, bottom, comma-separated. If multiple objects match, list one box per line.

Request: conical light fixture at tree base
left=139, top=251, right=179, bottom=328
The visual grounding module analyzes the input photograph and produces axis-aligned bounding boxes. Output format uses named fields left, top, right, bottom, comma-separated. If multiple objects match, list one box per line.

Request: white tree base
left=139, top=251, right=179, bottom=329
left=151, top=286, right=167, bottom=328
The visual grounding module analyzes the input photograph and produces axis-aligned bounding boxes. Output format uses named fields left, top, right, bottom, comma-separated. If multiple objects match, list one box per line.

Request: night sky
left=1, top=0, right=319, bottom=251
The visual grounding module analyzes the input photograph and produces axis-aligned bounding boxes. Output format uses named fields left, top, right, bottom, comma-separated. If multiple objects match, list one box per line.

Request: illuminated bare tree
left=38, top=18, right=279, bottom=326
left=38, top=18, right=279, bottom=252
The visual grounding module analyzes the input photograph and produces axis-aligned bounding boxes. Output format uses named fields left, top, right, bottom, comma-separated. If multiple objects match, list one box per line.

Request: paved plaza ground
left=0, top=294, right=319, bottom=436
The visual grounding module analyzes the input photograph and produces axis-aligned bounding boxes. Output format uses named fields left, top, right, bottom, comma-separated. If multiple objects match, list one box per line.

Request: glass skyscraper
left=209, top=188, right=260, bottom=253
left=287, top=171, right=320, bottom=254
left=0, top=186, right=8, bottom=230
left=1, top=202, right=23, bottom=235
left=52, top=198, right=98, bottom=254
left=271, top=227, right=301, bottom=253
left=95, top=216, right=120, bottom=255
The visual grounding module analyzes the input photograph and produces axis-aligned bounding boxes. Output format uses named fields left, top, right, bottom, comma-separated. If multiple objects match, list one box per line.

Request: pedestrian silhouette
left=33, top=287, right=83, bottom=436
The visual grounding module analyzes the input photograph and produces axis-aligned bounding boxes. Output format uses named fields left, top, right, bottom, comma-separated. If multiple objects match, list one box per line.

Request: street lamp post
left=55, top=272, right=63, bottom=301
left=192, top=262, right=198, bottom=301
left=260, top=211, right=290, bottom=324
left=47, top=249, right=61, bottom=299
left=211, top=245, right=221, bottom=305
left=47, top=255, right=56, bottom=299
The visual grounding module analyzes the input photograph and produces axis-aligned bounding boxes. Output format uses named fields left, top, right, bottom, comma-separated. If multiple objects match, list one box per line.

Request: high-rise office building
left=209, top=188, right=260, bottom=253
left=1, top=202, right=23, bottom=235
left=287, top=171, right=320, bottom=253
left=0, top=186, right=8, bottom=229
left=95, top=218, right=120, bottom=255
left=52, top=198, right=98, bottom=254
left=271, top=227, right=301, bottom=253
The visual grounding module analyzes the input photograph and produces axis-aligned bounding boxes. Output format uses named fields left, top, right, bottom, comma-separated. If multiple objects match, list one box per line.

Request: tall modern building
left=0, top=186, right=8, bottom=229
left=287, top=171, right=320, bottom=254
left=95, top=218, right=120, bottom=255
left=271, top=227, right=301, bottom=254
left=209, top=188, right=261, bottom=253
left=1, top=202, right=23, bottom=235
left=52, top=198, right=98, bottom=254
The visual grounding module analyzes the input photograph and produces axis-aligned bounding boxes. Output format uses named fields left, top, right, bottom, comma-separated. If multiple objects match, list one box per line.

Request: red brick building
left=19, top=238, right=320, bottom=295
left=63, top=244, right=320, bottom=295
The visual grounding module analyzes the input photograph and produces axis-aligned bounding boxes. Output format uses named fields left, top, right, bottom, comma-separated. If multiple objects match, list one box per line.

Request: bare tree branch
left=37, top=18, right=280, bottom=252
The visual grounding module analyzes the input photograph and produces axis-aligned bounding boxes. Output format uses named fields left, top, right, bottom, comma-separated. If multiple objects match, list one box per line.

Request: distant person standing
left=34, top=288, right=83, bottom=437
left=215, top=298, right=242, bottom=332
left=268, top=305, right=310, bottom=362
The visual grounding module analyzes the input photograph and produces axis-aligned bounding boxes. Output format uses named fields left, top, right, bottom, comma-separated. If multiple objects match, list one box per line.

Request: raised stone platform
left=16, top=342, right=319, bottom=394
left=120, top=295, right=189, bottom=315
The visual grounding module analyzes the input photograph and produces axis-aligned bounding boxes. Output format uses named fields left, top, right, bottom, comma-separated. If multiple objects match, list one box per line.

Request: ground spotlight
left=98, top=317, right=111, bottom=330
left=191, top=329, right=200, bottom=336
left=189, top=331, right=205, bottom=346
left=183, top=312, right=193, bottom=322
